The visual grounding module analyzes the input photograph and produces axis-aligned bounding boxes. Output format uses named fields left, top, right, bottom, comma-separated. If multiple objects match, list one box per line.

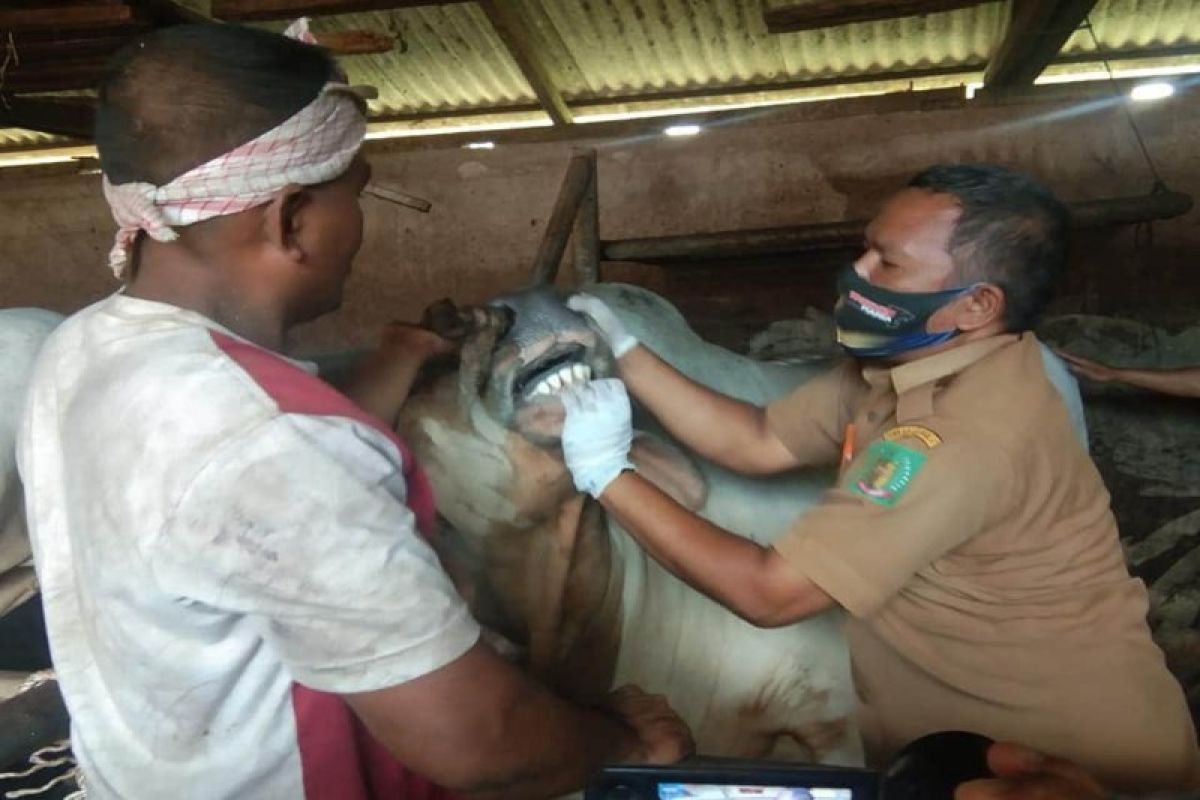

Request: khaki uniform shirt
left=767, top=334, right=1199, bottom=792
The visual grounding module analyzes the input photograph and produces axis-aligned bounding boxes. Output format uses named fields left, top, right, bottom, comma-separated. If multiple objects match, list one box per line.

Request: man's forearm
left=348, top=644, right=645, bottom=800
left=341, top=351, right=425, bottom=425
left=618, top=347, right=797, bottom=475
left=598, top=472, right=834, bottom=627
left=1112, top=366, right=1200, bottom=399
left=459, top=703, right=638, bottom=800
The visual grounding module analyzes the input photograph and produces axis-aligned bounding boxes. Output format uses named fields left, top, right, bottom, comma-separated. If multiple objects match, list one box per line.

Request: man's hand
left=568, top=294, right=639, bottom=359
left=561, top=379, right=635, bottom=497
left=1054, top=350, right=1118, bottom=383
left=379, top=320, right=458, bottom=362
left=955, top=742, right=1106, bottom=800
left=342, top=321, right=458, bottom=425
left=605, top=685, right=695, bottom=765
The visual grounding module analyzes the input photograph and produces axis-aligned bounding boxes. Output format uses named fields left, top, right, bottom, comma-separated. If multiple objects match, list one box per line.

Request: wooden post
left=529, top=148, right=596, bottom=286
left=572, top=152, right=599, bottom=286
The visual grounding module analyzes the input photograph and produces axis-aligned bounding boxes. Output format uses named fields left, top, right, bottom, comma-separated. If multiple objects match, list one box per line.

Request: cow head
left=396, top=287, right=703, bottom=698
left=398, top=287, right=617, bottom=528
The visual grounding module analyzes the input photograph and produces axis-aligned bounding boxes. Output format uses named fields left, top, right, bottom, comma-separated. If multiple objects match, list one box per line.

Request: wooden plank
left=0, top=60, right=110, bottom=93
left=126, top=0, right=212, bottom=25
left=572, top=149, right=599, bottom=286
left=2, top=0, right=123, bottom=7
left=0, top=4, right=136, bottom=31
left=567, top=63, right=986, bottom=108
left=212, top=0, right=466, bottom=22
left=478, top=0, right=572, bottom=126
left=764, top=0, right=990, bottom=33
left=364, top=182, right=431, bottom=212
left=601, top=191, right=1194, bottom=263
left=315, top=29, right=395, bottom=56
left=6, top=32, right=134, bottom=62
left=0, top=95, right=94, bottom=138
left=1054, top=42, right=1200, bottom=65
left=984, top=0, right=1099, bottom=87
left=530, top=150, right=594, bottom=285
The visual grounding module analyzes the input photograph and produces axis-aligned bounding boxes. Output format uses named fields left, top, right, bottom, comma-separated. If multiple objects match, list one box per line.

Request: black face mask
left=833, top=266, right=974, bottom=358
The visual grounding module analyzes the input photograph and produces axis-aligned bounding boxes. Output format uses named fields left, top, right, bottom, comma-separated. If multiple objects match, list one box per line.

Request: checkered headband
left=101, top=22, right=372, bottom=278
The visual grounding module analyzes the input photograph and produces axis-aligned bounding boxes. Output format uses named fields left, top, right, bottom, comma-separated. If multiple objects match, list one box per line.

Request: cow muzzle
left=428, top=288, right=615, bottom=446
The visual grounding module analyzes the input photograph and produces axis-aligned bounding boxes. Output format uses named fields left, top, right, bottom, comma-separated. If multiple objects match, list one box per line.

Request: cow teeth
left=557, top=366, right=575, bottom=386
left=547, top=373, right=563, bottom=391
left=573, top=364, right=590, bottom=382
left=531, top=381, right=552, bottom=397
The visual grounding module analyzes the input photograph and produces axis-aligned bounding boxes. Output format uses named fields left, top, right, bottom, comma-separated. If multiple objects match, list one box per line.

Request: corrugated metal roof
left=1062, top=0, right=1200, bottom=55
left=0, top=128, right=68, bottom=150
left=277, top=1, right=1013, bottom=114
left=538, top=0, right=1008, bottom=100
left=305, top=6, right=537, bottom=117
left=2, top=0, right=1199, bottom=156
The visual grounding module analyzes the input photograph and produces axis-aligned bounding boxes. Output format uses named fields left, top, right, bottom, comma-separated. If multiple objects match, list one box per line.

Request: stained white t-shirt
left=18, top=294, right=480, bottom=799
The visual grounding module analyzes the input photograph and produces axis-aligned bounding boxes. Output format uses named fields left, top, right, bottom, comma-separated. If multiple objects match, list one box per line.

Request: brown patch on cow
left=737, top=683, right=850, bottom=762
left=788, top=715, right=853, bottom=763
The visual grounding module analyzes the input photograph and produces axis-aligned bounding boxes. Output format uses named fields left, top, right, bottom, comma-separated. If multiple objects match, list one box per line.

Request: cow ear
left=628, top=432, right=708, bottom=511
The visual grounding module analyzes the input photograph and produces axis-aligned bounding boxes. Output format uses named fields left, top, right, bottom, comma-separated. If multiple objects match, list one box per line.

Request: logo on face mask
left=846, top=289, right=914, bottom=327
left=834, top=265, right=973, bottom=358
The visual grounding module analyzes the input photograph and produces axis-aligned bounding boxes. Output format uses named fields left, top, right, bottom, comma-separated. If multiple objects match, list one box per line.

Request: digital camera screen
left=657, top=786, right=855, bottom=799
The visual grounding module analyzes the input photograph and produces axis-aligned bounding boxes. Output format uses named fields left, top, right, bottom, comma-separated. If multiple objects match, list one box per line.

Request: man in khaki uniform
left=557, top=164, right=1200, bottom=793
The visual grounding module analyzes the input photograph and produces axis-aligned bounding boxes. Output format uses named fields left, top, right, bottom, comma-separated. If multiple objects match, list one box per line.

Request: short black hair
left=96, top=23, right=337, bottom=185
left=908, top=163, right=1071, bottom=331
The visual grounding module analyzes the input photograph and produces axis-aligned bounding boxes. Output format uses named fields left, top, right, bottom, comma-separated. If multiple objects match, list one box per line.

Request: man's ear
left=953, top=283, right=1006, bottom=332
left=262, top=183, right=309, bottom=261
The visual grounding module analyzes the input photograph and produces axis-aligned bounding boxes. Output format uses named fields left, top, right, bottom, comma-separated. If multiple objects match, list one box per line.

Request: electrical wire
left=1081, top=14, right=1167, bottom=189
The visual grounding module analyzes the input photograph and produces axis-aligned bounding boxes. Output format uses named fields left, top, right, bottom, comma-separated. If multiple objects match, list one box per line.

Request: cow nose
left=421, top=299, right=513, bottom=341
left=488, top=304, right=515, bottom=338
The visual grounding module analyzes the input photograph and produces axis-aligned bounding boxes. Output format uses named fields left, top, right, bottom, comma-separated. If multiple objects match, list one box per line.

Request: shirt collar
left=110, top=291, right=320, bottom=375
left=860, top=334, right=1021, bottom=396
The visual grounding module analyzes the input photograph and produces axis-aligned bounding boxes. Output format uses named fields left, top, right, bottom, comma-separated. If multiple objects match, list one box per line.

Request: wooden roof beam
left=123, top=2, right=394, bottom=54
left=764, top=0, right=992, bottom=33
left=478, top=0, right=572, bottom=126
left=984, top=0, right=1099, bottom=87
left=5, top=32, right=134, bottom=62
left=211, top=0, right=467, bottom=22
left=126, top=0, right=212, bottom=25
left=0, top=60, right=110, bottom=93
left=0, top=4, right=136, bottom=31
left=0, top=95, right=94, bottom=139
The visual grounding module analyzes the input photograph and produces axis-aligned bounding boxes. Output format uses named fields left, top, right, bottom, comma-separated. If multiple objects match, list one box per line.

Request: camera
left=586, top=731, right=994, bottom=800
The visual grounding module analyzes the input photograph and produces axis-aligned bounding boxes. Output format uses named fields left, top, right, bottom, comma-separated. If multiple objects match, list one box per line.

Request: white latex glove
left=567, top=294, right=639, bottom=359
left=560, top=378, right=635, bottom=497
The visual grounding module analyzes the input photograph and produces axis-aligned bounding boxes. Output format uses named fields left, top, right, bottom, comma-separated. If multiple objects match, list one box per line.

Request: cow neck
left=522, top=495, right=623, bottom=704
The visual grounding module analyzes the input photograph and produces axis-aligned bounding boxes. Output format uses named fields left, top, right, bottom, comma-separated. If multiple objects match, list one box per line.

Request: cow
left=395, top=283, right=863, bottom=766
left=0, top=283, right=1088, bottom=770
left=0, top=308, right=65, bottom=621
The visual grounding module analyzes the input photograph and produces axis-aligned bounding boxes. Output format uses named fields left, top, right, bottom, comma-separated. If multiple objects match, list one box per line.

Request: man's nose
left=853, top=250, right=879, bottom=281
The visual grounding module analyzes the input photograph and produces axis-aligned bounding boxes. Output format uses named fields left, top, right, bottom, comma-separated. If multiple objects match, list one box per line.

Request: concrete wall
left=1, top=87, right=1197, bottom=352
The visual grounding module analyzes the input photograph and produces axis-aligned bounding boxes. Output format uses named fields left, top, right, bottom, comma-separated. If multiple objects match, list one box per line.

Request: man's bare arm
left=340, top=323, right=455, bottom=425
left=617, top=346, right=801, bottom=476
left=1057, top=351, right=1200, bottom=399
left=598, top=471, right=835, bottom=628
left=344, top=642, right=690, bottom=800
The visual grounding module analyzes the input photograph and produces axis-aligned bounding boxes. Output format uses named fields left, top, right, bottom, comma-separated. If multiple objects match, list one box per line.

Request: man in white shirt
left=18, top=21, right=690, bottom=799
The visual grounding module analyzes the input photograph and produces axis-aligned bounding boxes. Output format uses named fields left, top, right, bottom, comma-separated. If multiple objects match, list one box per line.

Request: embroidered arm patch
left=847, top=440, right=928, bottom=507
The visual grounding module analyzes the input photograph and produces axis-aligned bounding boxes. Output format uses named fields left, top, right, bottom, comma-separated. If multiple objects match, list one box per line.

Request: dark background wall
left=1, top=87, right=1197, bottom=349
